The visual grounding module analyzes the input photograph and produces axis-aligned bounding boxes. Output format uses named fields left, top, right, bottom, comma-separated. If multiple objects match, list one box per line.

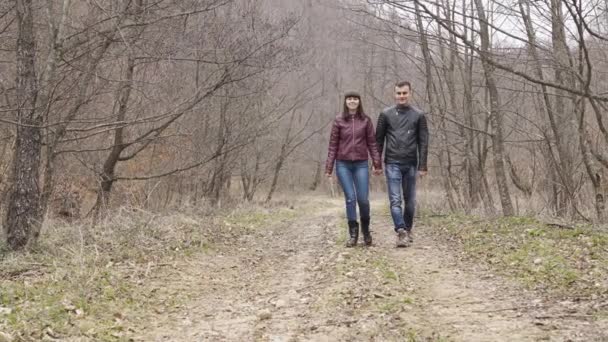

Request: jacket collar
left=343, top=113, right=362, bottom=120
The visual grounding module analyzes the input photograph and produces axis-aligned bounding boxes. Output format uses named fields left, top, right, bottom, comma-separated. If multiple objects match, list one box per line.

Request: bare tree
left=5, top=0, right=42, bottom=249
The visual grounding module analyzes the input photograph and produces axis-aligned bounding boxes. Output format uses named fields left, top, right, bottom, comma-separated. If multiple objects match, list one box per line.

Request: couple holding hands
left=325, top=81, right=429, bottom=248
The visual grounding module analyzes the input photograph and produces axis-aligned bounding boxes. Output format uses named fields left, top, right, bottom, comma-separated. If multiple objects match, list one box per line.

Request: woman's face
left=345, top=97, right=360, bottom=111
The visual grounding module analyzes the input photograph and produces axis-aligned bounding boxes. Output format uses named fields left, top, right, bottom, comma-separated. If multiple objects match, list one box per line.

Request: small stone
left=533, top=258, right=542, bottom=265
left=274, top=299, right=287, bottom=308
left=258, top=309, right=272, bottom=320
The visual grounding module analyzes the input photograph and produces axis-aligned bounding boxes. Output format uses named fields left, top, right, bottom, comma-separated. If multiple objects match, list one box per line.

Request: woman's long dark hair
left=342, top=94, right=365, bottom=119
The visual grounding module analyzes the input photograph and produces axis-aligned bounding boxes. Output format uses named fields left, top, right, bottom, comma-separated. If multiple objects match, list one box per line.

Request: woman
left=325, top=91, right=382, bottom=247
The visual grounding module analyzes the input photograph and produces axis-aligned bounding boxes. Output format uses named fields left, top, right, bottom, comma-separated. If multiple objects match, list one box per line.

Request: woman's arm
left=366, top=118, right=382, bottom=171
left=375, top=112, right=387, bottom=157
left=325, top=119, right=340, bottom=174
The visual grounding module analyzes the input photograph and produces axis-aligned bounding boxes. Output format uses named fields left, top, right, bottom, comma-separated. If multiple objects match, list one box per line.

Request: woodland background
left=3, top=0, right=608, bottom=250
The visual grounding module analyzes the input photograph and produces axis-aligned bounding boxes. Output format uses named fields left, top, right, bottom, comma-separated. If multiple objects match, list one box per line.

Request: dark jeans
left=335, top=160, right=370, bottom=221
left=385, top=163, right=417, bottom=232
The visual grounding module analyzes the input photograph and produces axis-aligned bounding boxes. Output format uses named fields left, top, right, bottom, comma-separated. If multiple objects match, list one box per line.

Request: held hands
left=327, top=168, right=423, bottom=177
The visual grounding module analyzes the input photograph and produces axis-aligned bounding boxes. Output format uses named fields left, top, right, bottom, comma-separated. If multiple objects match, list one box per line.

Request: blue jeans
left=335, top=160, right=370, bottom=221
left=385, top=163, right=417, bottom=232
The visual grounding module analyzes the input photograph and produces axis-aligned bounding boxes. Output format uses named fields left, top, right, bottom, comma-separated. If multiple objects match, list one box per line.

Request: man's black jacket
left=375, top=105, right=429, bottom=171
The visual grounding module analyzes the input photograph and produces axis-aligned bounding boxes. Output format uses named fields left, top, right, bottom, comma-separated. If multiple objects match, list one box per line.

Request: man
left=376, top=81, right=429, bottom=247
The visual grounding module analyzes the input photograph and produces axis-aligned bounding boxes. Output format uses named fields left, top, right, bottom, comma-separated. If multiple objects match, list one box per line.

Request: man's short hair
left=395, top=81, right=411, bottom=89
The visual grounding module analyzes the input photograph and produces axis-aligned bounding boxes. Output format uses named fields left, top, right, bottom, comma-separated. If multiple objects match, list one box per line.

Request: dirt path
left=137, top=197, right=607, bottom=341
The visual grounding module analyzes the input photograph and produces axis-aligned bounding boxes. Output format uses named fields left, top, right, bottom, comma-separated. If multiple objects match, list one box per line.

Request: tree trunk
left=210, top=95, right=229, bottom=205
left=506, top=153, right=533, bottom=197
left=474, top=0, right=514, bottom=216
left=518, top=0, right=566, bottom=213
left=5, top=0, right=42, bottom=250
left=266, top=109, right=297, bottom=203
left=41, top=36, right=113, bottom=216
left=266, top=156, right=285, bottom=203
left=577, top=97, right=605, bottom=221
left=461, top=0, right=482, bottom=212
left=94, top=56, right=135, bottom=215
left=414, top=2, right=457, bottom=211
left=309, top=160, right=322, bottom=191
left=549, top=0, right=577, bottom=217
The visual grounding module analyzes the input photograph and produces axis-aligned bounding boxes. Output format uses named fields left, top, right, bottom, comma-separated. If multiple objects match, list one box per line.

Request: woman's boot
left=346, top=220, right=359, bottom=247
left=361, top=217, right=372, bottom=246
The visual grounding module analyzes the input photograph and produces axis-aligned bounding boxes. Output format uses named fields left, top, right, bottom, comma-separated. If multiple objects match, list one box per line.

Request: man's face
left=394, top=85, right=411, bottom=106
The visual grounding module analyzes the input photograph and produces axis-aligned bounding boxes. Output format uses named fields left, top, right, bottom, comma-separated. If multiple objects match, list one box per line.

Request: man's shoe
left=396, top=229, right=408, bottom=248
left=406, top=230, right=414, bottom=243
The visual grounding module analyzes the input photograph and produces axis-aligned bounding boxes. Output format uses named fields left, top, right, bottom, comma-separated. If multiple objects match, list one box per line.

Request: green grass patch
left=376, top=296, right=414, bottom=314
left=1, top=272, right=142, bottom=340
left=423, top=214, right=608, bottom=298
left=223, top=207, right=297, bottom=231
left=371, top=257, right=400, bottom=282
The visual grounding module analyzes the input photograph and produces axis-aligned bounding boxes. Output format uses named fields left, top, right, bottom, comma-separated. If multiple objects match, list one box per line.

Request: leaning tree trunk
left=309, top=160, right=322, bottom=191
left=41, top=36, right=113, bottom=216
left=415, top=2, right=457, bottom=211
left=460, top=0, right=482, bottom=212
left=549, top=0, right=577, bottom=217
left=266, top=154, right=286, bottom=203
left=518, top=0, right=565, bottom=208
left=266, top=109, right=296, bottom=203
left=5, top=0, right=42, bottom=250
left=577, top=97, right=605, bottom=221
left=94, top=56, right=135, bottom=215
left=474, top=0, right=514, bottom=216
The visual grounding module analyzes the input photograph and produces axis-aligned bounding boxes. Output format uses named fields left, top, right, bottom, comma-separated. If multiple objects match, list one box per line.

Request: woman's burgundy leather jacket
left=325, top=113, right=382, bottom=174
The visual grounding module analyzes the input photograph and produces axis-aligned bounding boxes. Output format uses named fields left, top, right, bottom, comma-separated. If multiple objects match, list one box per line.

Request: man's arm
left=417, top=114, right=429, bottom=171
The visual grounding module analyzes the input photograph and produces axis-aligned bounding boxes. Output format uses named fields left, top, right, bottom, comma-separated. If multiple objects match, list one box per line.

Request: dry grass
left=415, top=185, right=594, bottom=218
left=2, top=187, right=606, bottom=340
left=0, top=199, right=301, bottom=341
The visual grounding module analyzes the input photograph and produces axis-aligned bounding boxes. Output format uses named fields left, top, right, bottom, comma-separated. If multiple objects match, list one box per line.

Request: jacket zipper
left=351, top=116, right=355, bottom=160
